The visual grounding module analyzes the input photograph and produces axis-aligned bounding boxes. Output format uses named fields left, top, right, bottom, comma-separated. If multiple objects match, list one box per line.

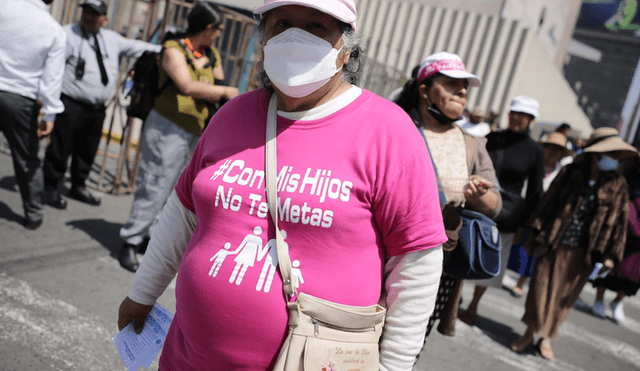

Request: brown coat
left=526, top=159, right=629, bottom=267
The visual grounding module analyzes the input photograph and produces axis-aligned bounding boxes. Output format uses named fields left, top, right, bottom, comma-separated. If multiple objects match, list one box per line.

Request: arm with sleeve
left=39, top=28, right=67, bottom=122
left=374, top=141, right=445, bottom=370
left=379, top=246, right=443, bottom=370
left=520, top=143, right=545, bottom=226
left=600, top=176, right=630, bottom=265
left=469, top=135, right=502, bottom=218
left=128, top=191, right=196, bottom=305
left=118, top=32, right=162, bottom=59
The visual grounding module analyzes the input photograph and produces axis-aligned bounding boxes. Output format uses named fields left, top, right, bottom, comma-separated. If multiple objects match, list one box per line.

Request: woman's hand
left=464, top=175, right=492, bottom=200
left=441, top=203, right=462, bottom=251
left=603, top=259, right=614, bottom=270
left=117, top=296, right=154, bottom=334
left=223, top=86, right=240, bottom=101
left=463, top=175, right=498, bottom=217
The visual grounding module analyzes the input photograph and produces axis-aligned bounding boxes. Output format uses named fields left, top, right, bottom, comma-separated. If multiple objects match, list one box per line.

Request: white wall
left=502, top=0, right=582, bottom=69
left=220, top=0, right=592, bottom=134
left=382, top=0, right=503, bottom=14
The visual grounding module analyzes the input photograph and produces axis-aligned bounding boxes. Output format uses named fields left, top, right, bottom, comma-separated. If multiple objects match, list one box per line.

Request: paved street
left=0, top=138, right=639, bottom=371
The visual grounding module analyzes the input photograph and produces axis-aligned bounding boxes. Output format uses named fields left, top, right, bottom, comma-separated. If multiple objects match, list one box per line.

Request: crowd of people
left=2, top=0, right=639, bottom=369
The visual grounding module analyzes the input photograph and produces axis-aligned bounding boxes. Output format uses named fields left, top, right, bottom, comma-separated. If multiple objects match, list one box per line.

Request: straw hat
left=540, top=132, right=573, bottom=157
left=582, top=127, right=637, bottom=155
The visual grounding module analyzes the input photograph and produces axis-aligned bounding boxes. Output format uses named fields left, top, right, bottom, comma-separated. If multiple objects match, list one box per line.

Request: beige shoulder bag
left=265, top=95, right=386, bottom=371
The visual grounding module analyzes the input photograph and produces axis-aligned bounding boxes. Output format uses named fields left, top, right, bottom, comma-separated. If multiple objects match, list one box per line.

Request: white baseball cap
left=509, top=95, right=540, bottom=118
left=254, top=0, right=358, bottom=31
left=417, top=52, right=481, bottom=87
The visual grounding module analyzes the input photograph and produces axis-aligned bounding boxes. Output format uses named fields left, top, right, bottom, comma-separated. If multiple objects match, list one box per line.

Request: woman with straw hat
left=509, top=131, right=574, bottom=298
left=510, top=127, right=635, bottom=360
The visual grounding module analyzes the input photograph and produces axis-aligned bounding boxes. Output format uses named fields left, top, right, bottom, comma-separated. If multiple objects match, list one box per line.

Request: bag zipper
left=311, top=318, right=376, bottom=336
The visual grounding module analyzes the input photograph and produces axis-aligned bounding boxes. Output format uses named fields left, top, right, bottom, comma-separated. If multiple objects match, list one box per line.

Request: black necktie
left=93, top=34, right=108, bottom=86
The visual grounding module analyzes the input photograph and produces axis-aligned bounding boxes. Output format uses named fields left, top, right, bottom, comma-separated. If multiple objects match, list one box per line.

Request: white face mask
left=263, top=28, right=344, bottom=98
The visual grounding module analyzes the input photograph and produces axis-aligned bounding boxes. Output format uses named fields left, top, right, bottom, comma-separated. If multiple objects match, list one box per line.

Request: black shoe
left=23, top=218, right=43, bottom=230
left=69, top=186, right=101, bottom=206
left=119, top=243, right=139, bottom=272
left=45, top=189, right=67, bottom=210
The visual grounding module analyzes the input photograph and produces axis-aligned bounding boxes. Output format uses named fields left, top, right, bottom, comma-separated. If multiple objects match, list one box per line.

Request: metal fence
left=49, top=0, right=406, bottom=194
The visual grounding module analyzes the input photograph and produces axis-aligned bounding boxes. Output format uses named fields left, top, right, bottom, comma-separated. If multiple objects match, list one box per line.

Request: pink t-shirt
left=164, top=88, right=446, bottom=370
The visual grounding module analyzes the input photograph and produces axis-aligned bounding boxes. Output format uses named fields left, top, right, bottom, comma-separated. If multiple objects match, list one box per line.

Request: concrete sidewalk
left=0, top=134, right=136, bottom=247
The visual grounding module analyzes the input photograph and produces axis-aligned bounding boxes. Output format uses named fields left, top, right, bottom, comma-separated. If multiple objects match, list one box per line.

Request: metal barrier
left=49, top=0, right=406, bottom=195
left=92, top=2, right=259, bottom=195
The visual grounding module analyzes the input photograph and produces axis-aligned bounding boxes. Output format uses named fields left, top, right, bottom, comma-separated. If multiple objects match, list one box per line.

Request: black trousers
left=0, top=90, right=44, bottom=221
left=44, top=95, right=106, bottom=190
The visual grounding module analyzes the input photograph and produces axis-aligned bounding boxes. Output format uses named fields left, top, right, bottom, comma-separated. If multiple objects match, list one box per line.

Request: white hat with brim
left=417, top=52, right=481, bottom=87
left=583, top=127, right=638, bottom=155
left=254, top=0, right=358, bottom=31
left=441, top=70, right=482, bottom=87
left=509, top=95, right=539, bottom=118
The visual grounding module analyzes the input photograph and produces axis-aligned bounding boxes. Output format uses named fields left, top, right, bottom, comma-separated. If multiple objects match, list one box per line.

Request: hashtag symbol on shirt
left=210, top=159, right=232, bottom=180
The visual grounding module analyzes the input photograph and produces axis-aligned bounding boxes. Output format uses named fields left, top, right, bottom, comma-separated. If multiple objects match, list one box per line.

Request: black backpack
left=125, top=41, right=220, bottom=122
left=125, top=50, right=168, bottom=120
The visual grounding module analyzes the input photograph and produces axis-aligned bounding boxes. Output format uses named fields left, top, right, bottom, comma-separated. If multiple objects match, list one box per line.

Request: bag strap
left=203, top=46, right=217, bottom=69
left=265, top=94, right=297, bottom=299
left=154, top=40, right=196, bottom=99
left=462, top=133, right=475, bottom=176
left=156, top=51, right=172, bottom=97
left=416, top=125, right=447, bottom=206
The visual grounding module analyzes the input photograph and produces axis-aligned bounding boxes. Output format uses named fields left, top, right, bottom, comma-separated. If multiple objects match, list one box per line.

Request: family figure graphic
left=208, top=226, right=304, bottom=293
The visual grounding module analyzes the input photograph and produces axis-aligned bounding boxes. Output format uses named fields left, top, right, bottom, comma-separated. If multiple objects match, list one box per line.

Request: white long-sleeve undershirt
left=128, top=190, right=443, bottom=371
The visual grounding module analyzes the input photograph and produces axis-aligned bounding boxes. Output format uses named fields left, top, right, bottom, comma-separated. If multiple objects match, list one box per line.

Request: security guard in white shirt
left=43, top=0, right=161, bottom=208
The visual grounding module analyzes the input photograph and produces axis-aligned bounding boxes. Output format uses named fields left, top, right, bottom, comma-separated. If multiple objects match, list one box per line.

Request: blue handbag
left=416, top=125, right=502, bottom=279
left=443, top=208, right=502, bottom=279
left=506, top=230, right=536, bottom=277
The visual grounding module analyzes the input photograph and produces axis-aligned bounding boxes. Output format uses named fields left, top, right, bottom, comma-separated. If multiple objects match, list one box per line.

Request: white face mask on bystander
left=263, top=28, right=343, bottom=98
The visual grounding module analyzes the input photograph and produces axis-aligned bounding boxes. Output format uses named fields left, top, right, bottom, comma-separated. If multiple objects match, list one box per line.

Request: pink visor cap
left=417, top=52, right=481, bottom=87
left=254, top=0, right=358, bottom=31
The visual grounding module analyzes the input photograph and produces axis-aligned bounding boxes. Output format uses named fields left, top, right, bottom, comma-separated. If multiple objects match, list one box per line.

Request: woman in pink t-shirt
left=116, top=1, right=447, bottom=370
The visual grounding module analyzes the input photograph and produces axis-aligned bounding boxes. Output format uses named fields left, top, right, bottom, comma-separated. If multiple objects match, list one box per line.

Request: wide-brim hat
left=80, top=0, right=107, bottom=15
left=540, top=132, right=573, bottom=157
left=417, top=52, right=481, bottom=87
left=583, top=127, right=637, bottom=155
left=254, top=0, right=357, bottom=31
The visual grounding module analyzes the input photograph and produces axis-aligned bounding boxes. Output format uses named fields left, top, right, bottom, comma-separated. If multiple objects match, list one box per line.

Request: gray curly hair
left=255, top=15, right=365, bottom=88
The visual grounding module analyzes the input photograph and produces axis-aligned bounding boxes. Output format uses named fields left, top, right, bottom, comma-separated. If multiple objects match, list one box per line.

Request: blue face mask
left=597, top=155, right=619, bottom=172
